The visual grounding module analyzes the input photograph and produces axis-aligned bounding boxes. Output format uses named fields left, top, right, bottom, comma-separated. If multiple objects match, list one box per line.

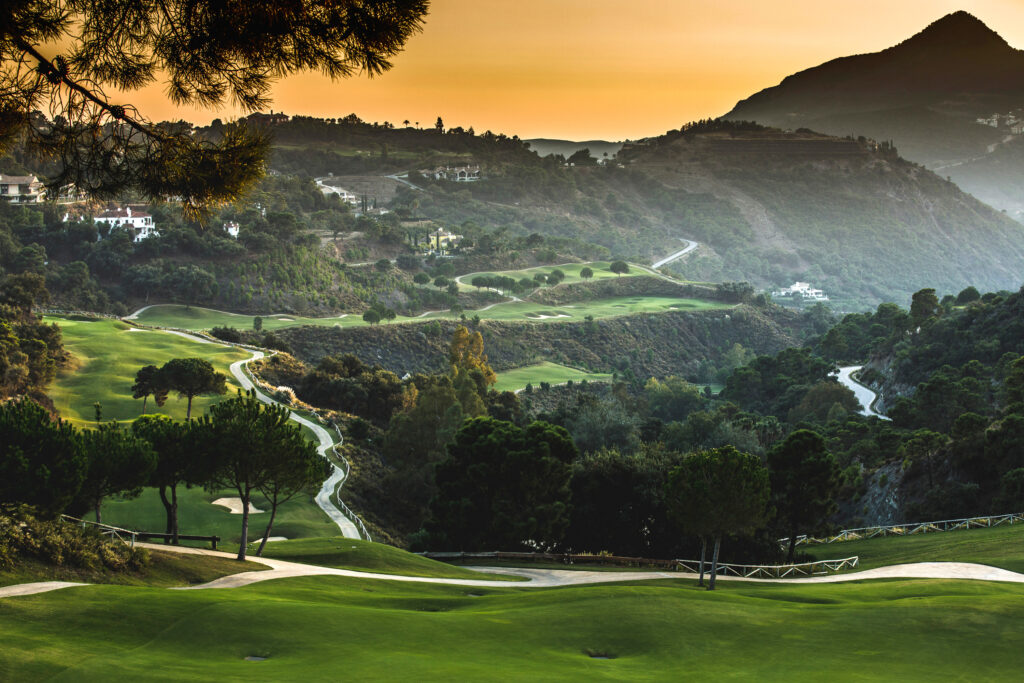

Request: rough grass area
left=2, top=576, right=1023, bottom=680
left=258, top=537, right=520, bottom=581
left=46, top=317, right=250, bottom=425
left=89, top=486, right=338, bottom=548
left=0, top=549, right=264, bottom=588
left=493, top=362, right=614, bottom=392
left=805, top=521, right=1024, bottom=573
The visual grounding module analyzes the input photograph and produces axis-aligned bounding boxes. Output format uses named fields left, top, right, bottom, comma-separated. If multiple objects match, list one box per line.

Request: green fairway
left=89, top=486, right=338, bottom=547
left=494, top=362, right=613, bottom=392
left=128, top=294, right=729, bottom=333
left=421, top=295, right=729, bottom=322
left=132, top=305, right=352, bottom=332
left=257, top=537, right=520, bottom=581
left=46, top=317, right=251, bottom=426
left=805, top=521, right=1024, bottom=573
left=2, top=574, right=1023, bottom=680
left=457, top=261, right=639, bottom=290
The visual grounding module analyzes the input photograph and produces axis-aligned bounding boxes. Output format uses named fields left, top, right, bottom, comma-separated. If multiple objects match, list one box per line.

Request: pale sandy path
left=5, top=543, right=1024, bottom=599
left=0, top=581, right=87, bottom=599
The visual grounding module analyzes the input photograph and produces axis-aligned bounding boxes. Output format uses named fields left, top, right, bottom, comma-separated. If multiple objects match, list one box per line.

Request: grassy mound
left=3, top=575, right=1022, bottom=679
left=0, top=510, right=265, bottom=589
left=1, top=550, right=266, bottom=588
left=257, top=537, right=520, bottom=581
left=805, top=522, right=1024, bottom=573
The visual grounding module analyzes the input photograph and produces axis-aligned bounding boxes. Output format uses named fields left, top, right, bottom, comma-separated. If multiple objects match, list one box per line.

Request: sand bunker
left=211, top=497, right=265, bottom=514
left=275, top=317, right=294, bottom=321
left=526, top=313, right=570, bottom=319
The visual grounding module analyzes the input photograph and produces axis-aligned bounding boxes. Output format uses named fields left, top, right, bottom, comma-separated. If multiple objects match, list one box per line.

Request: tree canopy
left=1, top=0, right=429, bottom=215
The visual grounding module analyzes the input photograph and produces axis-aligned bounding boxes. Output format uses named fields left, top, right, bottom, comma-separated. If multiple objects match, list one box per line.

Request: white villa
left=772, top=281, right=829, bottom=301
left=94, top=207, right=158, bottom=242
left=223, top=221, right=240, bottom=238
left=423, top=228, right=462, bottom=254
left=0, top=174, right=44, bottom=203
left=420, top=165, right=482, bottom=182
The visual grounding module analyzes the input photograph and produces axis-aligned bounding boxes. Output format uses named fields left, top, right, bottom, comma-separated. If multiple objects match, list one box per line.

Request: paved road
left=228, top=351, right=361, bottom=539
left=120, top=325, right=363, bottom=539
left=836, top=366, right=891, bottom=420
left=651, top=238, right=699, bottom=269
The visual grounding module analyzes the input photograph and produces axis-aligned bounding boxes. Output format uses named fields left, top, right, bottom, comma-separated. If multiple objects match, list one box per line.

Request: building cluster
left=976, top=112, right=1024, bottom=135
left=419, top=165, right=482, bottom=182
left=771, top=282, right=829, bottom=301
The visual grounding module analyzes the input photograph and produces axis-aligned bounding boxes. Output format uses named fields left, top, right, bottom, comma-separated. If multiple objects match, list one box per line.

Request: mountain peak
left=900, top=11, right=1010, bottom=52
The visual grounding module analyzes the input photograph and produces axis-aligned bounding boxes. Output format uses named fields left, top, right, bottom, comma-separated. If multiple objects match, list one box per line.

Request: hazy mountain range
left=725, top=11, right=1024, bottom=220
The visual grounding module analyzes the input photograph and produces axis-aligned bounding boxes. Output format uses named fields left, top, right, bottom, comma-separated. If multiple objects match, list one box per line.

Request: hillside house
left=0, top=174, right=44, bottom=203
left=772, top=281, right=828, bottom=301
left=94, top=207, right=158, bottom=242
left=223, top=221, right=240, bottom=238
left=420, top=165, right=482, bottom=182
left=423, top=228, right=462, bottom=254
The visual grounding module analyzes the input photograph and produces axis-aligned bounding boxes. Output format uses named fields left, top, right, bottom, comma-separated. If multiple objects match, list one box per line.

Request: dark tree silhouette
left=1, top=1, right=429, bottom=216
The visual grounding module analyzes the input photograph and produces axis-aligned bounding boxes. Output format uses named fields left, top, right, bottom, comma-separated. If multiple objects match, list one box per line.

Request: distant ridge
left=727, top=11, right=1024, bottom=121
left=724, top=11, right=1024, bottom=219
left=525, top=139, right=623, bottom=159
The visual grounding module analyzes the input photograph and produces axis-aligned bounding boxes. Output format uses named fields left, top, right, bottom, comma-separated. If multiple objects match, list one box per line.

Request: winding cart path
left=3, top=542, right=1023, bottom=599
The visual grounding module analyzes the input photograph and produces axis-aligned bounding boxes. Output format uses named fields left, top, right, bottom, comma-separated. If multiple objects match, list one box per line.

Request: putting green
left=2, top=575, right=1022, bottom=680
left=46, top=317, right=251, bottom=426
left=494, top=362, right=613, bottom=392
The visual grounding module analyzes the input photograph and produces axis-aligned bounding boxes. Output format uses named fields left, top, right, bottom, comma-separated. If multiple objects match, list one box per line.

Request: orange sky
left=128, top=1, right=1024, bottom=140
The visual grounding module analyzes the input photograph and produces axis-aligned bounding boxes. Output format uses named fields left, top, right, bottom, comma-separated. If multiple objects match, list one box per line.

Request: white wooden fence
left=675, top=556, right=859, bottom=578
left=785, top=512, right=1024, bottom=547
left=61, top=515, right=138, bottom=547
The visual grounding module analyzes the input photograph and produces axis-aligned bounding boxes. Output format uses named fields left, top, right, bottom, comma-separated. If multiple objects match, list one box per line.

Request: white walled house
left=94, top=207, right=158, bottom=242
left=223, top=221, right=240, bottom=238
left=0, top=174, right=44, bottom=203
left=772, top=281, right=828, bottom=301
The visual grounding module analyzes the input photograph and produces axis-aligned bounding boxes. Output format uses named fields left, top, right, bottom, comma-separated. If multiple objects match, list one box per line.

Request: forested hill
left=723, top=11, right=1024, bottom=218
left=616, top=122, right=1024, bottom=306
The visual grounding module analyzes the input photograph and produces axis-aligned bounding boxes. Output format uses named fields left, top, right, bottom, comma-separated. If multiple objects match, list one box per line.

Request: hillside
left=618, top=122, right=1024, bottom=306
left=724, top=11, right=1024, bottom=218
left=524, top=138, right=624, bottom=159
left=275, top=303, right=807, bottom=382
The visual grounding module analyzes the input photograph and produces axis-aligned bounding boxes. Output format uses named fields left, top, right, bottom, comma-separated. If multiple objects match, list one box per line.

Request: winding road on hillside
left=836, top=366, right=891, bottom=420
left=3, top=542, right=1023, bottom=599
left=123, top=323, right=364, bottom=540
left=227, top=350, right=361, bottom=539
left=651, top=238, right=699, bottom=269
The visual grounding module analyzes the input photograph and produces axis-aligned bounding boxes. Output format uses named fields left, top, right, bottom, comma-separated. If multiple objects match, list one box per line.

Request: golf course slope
left=3, top=527, right=1024, bottom=680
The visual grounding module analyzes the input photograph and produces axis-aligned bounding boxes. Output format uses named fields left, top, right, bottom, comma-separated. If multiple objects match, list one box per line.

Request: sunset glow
left=102, top=1, right=1024, bottom=139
